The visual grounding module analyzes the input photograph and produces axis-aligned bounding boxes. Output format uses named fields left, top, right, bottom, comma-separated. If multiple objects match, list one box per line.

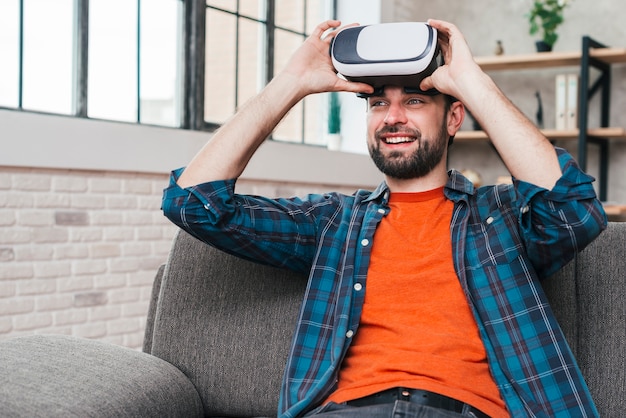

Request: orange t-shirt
left=326, top=188, right=508, bottom=418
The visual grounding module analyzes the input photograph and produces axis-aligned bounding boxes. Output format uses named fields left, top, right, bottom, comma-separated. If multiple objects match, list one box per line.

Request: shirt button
left=346, top=330, right=354, bottom=338
left=361, top=239, right=369, bottom=247
left=486, top=216, right=494, bottom=225
left=354, top=283, right=363, bottom=291
left=377, top=208, right=385, bottom=214
left=204, top=203, right=211, bottom=210
left=521, top=205, right=530, bottom=214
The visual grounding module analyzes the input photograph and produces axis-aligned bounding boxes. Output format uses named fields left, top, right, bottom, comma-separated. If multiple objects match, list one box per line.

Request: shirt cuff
left=162, top=167, right=238, bottom=218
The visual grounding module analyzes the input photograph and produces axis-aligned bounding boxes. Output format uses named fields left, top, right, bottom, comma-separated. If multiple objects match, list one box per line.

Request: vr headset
left=330, top=22, right=440, bottom=97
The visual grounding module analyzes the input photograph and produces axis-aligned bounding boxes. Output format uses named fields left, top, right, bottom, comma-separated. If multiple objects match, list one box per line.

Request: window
left=0, top=0, right=335, bottom=144
left=88, top=0, right=181, bottom=125
left=204, top=0, right=333, bottom=144
left=0, top=0, right=74, bottom=113
left=0, top=0, right=20, bottom=108
left=0, top=0, right=182, bottom=127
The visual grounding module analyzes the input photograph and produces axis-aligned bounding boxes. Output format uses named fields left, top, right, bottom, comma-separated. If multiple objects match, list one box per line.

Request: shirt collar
left=363, top=181, right=390, bottom=203
left=364, top=169, right=475, bottom=204
left=445, top=169, right=475, bottom=203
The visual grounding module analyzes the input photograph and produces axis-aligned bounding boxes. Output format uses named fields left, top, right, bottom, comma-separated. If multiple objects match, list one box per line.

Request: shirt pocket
left=466, top=208, right=524, bottom=268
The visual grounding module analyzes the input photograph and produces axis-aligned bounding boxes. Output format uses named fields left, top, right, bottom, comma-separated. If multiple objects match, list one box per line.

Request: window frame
left=188, top=0, right=334, bottom=144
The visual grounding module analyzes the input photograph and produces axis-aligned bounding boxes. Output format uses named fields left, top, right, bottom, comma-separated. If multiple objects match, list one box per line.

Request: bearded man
left=162, top=19, right=606, bottom=418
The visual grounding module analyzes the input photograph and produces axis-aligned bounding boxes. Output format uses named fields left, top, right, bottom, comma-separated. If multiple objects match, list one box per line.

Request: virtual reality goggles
left=330, top=22, right=440, bottom=97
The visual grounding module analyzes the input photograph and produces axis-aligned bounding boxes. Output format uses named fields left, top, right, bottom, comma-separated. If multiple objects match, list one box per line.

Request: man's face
left=366, top=86, right=450, bottom=180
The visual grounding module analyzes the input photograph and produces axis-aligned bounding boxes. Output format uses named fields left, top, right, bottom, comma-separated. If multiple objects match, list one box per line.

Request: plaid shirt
left=162, top=148, right=606, bottom=417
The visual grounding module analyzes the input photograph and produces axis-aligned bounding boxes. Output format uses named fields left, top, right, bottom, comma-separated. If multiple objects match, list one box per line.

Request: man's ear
left=447, top=101, right=465, bottom=137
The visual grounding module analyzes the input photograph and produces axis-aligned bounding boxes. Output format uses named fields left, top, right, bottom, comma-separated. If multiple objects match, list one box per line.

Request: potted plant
left=326, top=92, right=342, bottom=150
left=527, top=0, right=571, bottom=51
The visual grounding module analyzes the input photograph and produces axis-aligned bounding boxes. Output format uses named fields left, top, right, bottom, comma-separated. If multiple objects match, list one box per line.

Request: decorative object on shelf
left=494, top=40, right=504, bottom=56
left=326, top=92, right=342, bottom=151
left=526, top=0, right=572, bottom=52
left=535, top=90, right=544, bottom=128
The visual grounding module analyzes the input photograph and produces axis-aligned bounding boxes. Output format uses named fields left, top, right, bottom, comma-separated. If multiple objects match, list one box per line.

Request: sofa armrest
left=0, top=334, right=204, bottom=418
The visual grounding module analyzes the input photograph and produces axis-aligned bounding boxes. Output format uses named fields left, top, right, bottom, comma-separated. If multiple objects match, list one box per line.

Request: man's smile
left=380, top=134, right=417, bottom=145
left=376, top=127, right=421, bottom=146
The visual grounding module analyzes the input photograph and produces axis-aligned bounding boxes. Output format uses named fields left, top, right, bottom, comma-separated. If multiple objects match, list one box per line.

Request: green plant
left=527, top=0, right=571, bottom=47
left=327, top=92, right=341, bottom=134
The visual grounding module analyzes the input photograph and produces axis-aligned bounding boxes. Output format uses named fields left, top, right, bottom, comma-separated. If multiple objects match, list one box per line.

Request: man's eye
left=370, top=100, right=387, bottom=107
left=407, top=98, right=424, bottom=105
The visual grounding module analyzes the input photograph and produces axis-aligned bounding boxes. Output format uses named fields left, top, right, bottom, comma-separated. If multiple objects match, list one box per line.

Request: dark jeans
left=305, top=401, right=484, bottom=418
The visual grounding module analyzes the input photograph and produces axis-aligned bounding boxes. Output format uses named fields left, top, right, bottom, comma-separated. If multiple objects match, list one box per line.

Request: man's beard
left=368, top=122, right=448, bottom=180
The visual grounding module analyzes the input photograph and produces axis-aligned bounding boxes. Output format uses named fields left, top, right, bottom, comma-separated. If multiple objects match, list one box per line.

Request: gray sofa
left=1, top=222, right=624, bottom=417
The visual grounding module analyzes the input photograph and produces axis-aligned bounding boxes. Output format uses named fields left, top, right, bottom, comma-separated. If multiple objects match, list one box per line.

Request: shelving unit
left=456, top=38, right=626, bottom=201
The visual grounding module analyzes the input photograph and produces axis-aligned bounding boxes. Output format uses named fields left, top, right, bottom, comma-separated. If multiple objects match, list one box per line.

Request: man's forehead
left=358, top=85, right=440, bottom=99
left=363, top=85, right=441, bottom=98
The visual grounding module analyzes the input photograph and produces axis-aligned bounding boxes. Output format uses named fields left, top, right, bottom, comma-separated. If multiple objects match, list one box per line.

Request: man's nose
left=384, top=103, right=408, bottom=125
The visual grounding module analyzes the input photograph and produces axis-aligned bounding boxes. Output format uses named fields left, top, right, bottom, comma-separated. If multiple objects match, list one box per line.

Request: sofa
left=1, top=222, right=624, bottom=417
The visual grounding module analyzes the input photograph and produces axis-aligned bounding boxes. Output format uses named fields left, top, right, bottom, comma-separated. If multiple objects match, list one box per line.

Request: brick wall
left=0, top=166, right=359, bottom=349
left=0, top=166, right=176, bottom=349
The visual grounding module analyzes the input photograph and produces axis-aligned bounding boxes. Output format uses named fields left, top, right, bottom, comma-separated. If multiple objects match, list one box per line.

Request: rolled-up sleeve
left=514, top=148, right=607, bottom=277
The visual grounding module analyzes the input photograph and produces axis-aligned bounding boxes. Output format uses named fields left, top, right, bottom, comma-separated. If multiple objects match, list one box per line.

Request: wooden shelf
left=469, top=38, right=625, bottom=202
left=475, top=48, right=626, bottom=71
left=455, top=127, right=626, bottom=142
left=604, top=204, right=626, bottom=216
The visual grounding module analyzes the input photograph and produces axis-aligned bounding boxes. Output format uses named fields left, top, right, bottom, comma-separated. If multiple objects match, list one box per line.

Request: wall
left=382, top=0, right=626, bottom=202
left=0, top=110, right=382, bottom=349
left=0, top=167, right=174, bottom=348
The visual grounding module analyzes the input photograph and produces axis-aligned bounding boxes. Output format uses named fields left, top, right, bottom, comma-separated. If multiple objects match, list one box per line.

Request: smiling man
left=162, top=19, right=606, bottom=418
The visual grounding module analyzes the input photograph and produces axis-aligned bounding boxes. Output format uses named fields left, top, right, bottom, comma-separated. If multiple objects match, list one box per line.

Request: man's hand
left=419, top=19, right=485, bottom=103
left=281, top=20, right=374, bottom=98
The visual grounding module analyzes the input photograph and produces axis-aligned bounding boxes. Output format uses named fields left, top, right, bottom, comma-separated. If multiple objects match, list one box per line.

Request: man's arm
left=422, top=19, right=562, bottom=190
left=176, top=20, right=373, bottom=189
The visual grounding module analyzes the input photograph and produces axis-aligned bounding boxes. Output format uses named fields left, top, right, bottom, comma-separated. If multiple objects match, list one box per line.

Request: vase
left=535, top=40, right=552, bottom=52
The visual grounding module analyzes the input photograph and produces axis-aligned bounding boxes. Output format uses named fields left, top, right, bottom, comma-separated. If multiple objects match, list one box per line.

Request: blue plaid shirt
left=162, top=148, right=606, bottom=417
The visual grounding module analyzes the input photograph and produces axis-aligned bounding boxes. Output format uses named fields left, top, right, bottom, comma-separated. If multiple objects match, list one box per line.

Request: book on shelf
left=566, top=74, right=579, bottom=130
left=555, top=73, right=580, bottom=130
left=555, top=74, right=567, bottom=130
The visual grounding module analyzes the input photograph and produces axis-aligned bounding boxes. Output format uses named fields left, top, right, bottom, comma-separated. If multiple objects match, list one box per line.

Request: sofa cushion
left=149, top=230, right=307, bottom=417
left=0, top=334, right=203, bottom=417
left=574, top=221, right=625, bottom=417
left=143, top=263, right=165, bottom=354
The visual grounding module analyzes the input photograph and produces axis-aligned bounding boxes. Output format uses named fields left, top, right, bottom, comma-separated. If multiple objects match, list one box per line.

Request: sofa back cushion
left=544, top=221, right=625, bottom=417
left=573, top=221, right=625, bottom=417
left=148, top=230, right=307, bottom=417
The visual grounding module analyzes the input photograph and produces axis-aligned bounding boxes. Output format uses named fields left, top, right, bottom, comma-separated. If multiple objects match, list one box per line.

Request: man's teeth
left=384, top=136, right=414, bottom=144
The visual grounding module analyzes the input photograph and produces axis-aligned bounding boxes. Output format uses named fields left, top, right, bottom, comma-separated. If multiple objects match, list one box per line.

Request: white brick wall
left=0, top=166, right=176, bottom=349
left=0, top=166, right=359, bottom=349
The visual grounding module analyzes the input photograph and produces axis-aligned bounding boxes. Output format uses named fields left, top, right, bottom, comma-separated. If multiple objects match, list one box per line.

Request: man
left=162, top=19, right=606, bottom=417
